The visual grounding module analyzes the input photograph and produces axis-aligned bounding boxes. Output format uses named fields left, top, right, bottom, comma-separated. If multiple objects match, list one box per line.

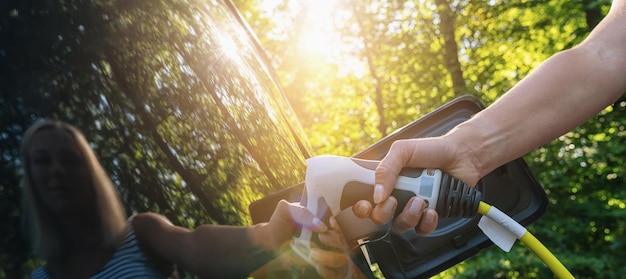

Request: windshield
left=2, top=0, right=311, bottom=226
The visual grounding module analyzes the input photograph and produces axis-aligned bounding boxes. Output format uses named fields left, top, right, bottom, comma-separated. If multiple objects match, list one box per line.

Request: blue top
left=30, top=223, right=168, bottom=279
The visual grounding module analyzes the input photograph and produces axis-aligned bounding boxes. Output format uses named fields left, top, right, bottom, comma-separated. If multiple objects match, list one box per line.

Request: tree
left=235, top=0, right=624, bottom=277
left=1, top=0, right=312, bottom=277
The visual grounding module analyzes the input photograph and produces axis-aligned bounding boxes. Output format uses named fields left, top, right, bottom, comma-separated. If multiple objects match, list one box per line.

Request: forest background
left=1, top=0, right=625, bottom=278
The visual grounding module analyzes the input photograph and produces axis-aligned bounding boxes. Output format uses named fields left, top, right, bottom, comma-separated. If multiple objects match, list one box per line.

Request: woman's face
left=28, top=128, right=94, bottom=213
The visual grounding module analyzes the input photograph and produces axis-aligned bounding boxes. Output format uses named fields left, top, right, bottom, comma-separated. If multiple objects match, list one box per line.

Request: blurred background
left=1, top=0, right=624, bottom=278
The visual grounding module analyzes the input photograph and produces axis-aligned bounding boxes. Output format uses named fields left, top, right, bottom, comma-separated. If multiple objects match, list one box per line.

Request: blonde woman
left=21, top=119, right=353, bottom=279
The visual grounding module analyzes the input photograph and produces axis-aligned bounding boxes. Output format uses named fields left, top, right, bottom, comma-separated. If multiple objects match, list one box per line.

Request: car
left=1, top=0, right=548, bottom=278
left=250, top=94, right=549, bottom=278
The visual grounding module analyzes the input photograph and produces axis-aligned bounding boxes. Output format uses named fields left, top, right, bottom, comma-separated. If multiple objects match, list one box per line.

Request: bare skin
left=131, top=200, right=331, bottom=278
left=354, top=0, right=626, bottom=233
left=27, top=127, right=353, bottom=278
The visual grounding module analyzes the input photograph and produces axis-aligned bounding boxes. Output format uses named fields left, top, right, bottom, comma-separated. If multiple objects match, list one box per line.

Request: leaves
left=235, top=0, right=623, bottom=278
left=1, top=0, right=312, bottom=276
left=1, top=0, right=624, bottom=278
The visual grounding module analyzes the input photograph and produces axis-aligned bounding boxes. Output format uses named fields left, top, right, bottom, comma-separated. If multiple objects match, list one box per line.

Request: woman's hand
left=254, top=200, right=328, bottom=252
left=312, top=216, right=365, bottom=279
left=250, top=200, right=364, bottom=278
left=353, top=136, right=480, bottom=234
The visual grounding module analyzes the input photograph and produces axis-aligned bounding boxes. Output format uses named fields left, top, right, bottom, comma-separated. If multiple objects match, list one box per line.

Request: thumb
left=374, top=140, right=415, bottom=204
left=272, top=200, right=328, bottom=233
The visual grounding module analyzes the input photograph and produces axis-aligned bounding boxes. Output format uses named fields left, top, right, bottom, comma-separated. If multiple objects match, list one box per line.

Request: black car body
left=1, top=0, right=547, bottom=278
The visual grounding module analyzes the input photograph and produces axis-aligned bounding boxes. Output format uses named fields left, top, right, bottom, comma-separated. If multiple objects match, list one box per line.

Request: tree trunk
left=435, top=0, right=466, bottom=96
left=351, top=1, right=387, bottom=137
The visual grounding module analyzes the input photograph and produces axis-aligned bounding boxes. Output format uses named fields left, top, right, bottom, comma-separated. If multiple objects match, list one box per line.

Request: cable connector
left=436, top=174, right=481, bottom=218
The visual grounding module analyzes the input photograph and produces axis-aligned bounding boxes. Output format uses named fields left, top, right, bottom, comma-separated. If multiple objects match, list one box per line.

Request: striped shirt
left=30, top=224, right=168, bottom=279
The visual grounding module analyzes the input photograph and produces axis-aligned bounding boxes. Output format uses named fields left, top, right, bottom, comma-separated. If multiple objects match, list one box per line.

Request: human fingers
left=312, top=216, right=356, bottom=278
left=285, top=200, right=328, bottom=233
left=369, top=196, right=397, bottom=225
left=415, top=209, right=438, bottom=235
left=352, top=200, right=372, bottom=219
left=391, top=197, right=439, bottom=234
left=271, top=200, right=327, bottom=237
left=375, top=138, right=462, bottom=204
left=318, top=217, right=348, bottom=250
left=351, top=196, right=396, bottom=225
left=311, top=248, right=348, bottom=269
left=311, top=249, right=355, bottom=279
left=374, top=140, right=417, bottom=204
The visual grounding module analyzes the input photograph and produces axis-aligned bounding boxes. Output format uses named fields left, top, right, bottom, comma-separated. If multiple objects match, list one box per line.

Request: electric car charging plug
left=291, top=155, right=574, bottom=279
left=291, top=155, right=482, bottom=265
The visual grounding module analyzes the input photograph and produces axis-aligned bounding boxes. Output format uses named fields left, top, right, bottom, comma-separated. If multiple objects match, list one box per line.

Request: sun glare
left=260, top=0, right=366, bottom=78
left=299, top=0, right=366, bottom=77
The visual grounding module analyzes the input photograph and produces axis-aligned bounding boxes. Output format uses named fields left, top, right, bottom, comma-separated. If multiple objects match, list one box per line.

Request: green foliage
left=1, top=0, right=311, bottom=277
left=522, top=98, right=626, bottom=278
left=2, top=0, right=624, bottom=278
left=235, top=0, right=623, bottom=278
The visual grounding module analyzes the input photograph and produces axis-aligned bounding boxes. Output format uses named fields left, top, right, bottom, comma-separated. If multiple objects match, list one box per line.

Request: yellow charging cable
left=477, top=201, right=574, bottom=279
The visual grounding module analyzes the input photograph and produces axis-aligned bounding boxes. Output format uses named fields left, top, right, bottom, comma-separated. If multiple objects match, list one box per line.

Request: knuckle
left=375, top=164, right=394, bottom=177
left=353, top=201, right=371, bottom=218
left=392, top=217, right=413, bottom=233
left=371, top=208, right=390, bottom=224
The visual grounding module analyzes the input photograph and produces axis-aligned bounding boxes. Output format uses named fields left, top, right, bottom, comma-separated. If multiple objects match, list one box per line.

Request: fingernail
left=373, top=184, right=384, bottom=204
left=329, top=216, right=339, bottom=228
left=313, top=218, right=327, bottom=231
left=409, top=198, right=424, bottom=215
left=383, top=197, right=395, bottom=213
left=356, top=203, right=368, bottom=216
left=424, top=211, right=436, bottom=224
